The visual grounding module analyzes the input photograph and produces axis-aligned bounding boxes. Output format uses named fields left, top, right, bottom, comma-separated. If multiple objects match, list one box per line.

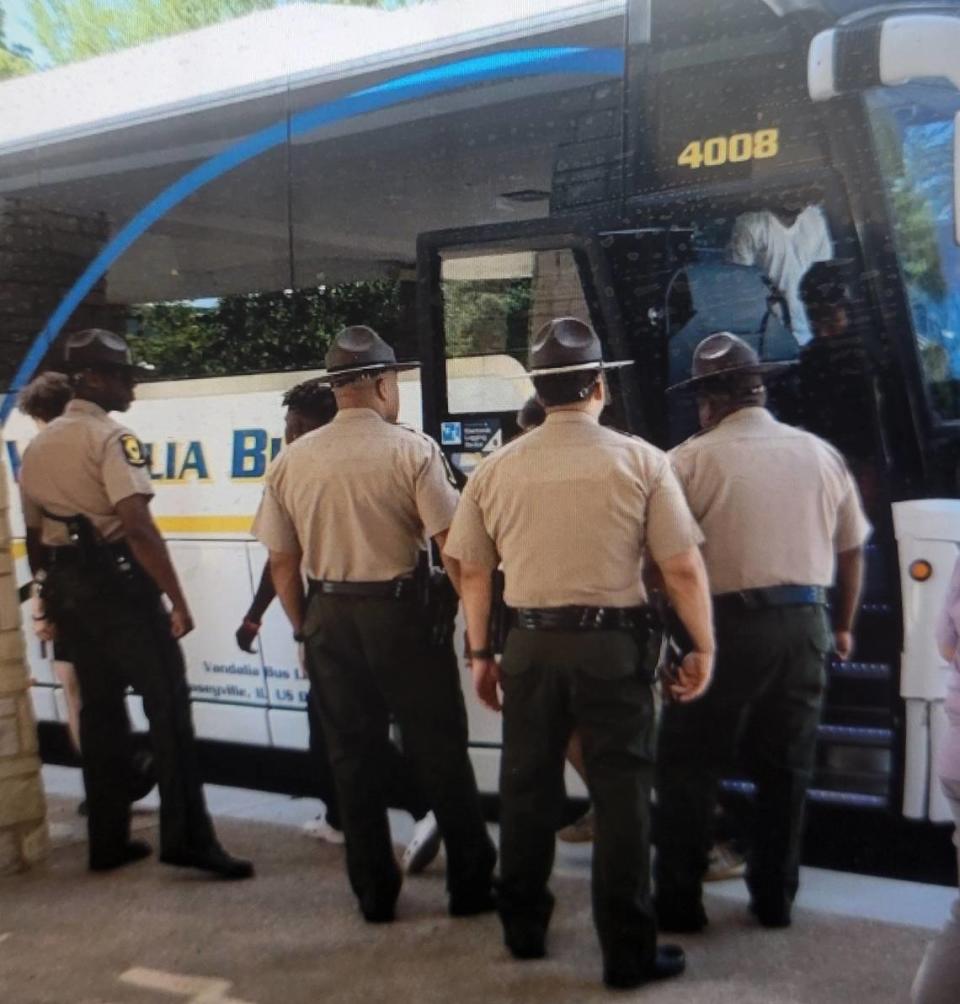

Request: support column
left=0, top=451, right=47, bottom=875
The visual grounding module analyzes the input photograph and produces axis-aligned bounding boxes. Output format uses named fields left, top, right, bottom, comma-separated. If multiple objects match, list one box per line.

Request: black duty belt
left=513, top=605, right=656, bottom=632
left=46, top=541, right=130, bottom=566
left=308, top=577, right=416, bottom=601
left=714, top=585, right=828, bottom=612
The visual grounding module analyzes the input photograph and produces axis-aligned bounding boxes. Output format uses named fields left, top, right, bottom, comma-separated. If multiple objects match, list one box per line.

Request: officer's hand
left=669, top=650, right=713, bottom=703
left=471, top=656, right=502, bottom=713
left=170, top=604, right=194, bottom=639
left=834, top=630, right=854, bottom=661
left=236, top=621, right=259, bottom=653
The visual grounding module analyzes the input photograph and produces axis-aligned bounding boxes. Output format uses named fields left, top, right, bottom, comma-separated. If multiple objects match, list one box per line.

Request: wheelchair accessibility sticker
left=441, top=422, right=463, bottom=446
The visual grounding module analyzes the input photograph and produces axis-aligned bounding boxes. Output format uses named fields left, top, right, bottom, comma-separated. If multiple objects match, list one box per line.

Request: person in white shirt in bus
left=727, top=191, right=834, bottom=347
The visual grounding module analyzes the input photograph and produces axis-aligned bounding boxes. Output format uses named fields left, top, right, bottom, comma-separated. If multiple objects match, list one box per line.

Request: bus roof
left=0, top=0, right=623, bottom=156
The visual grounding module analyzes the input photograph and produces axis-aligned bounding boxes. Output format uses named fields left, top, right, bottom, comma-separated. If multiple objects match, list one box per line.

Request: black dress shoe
left=504, top=925, right=546, bottom=960
left=449, top=887, right=497, bottom=917
left=604, top=944, right=686, bottom=989
left=90, top=839, right=152, bottom=872
left=749, top=898, right=792, bottom=928
left=361, top=903, right=396, bottom=924
left=160, top=845, right=254, bottom=880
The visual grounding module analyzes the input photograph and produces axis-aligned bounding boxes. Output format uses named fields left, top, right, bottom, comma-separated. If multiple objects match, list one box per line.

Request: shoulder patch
left=119, top=434, right=147, bottom=467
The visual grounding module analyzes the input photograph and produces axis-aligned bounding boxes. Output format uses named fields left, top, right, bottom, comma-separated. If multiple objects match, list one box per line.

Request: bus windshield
left=867, top=83, right=960, bottom=422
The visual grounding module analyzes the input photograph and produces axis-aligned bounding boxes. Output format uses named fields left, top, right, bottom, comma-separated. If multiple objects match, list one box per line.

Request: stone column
left=0, top=452, right=47, bottom=875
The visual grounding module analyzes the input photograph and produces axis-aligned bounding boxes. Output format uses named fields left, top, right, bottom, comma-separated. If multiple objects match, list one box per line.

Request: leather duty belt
left=308, top=577, right=415, bottom=600
left=714, top=585, right=828, bottom=612
left=46, top=541, right=130, bottom=565
left=513, top=605, right=656, bottom=632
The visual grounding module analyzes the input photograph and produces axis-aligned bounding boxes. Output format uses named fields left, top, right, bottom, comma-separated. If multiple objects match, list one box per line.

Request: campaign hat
left=668, top=332, right=795, bottom=393
left=62, top=329, right=154, bottom=373
left=320, top=325, right=419, bottom=383
left=527, top=317, right=633, bottom=376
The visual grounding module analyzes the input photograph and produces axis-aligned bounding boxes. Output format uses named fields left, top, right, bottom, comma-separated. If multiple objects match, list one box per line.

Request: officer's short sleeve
left=415, top=441, right=460, bottom=539
left=102, top=429, right=154, bottom=506
left=252, top=482, right=301, bottom=555
left=444, top=482, right=499, bottom=570
left=645, top=458, right=704, bottom=564
left=835, top=467, right=871, bottom=552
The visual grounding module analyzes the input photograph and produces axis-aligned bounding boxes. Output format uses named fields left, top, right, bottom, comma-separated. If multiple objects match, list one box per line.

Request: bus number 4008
left=677, top=128, right=780, bottom=170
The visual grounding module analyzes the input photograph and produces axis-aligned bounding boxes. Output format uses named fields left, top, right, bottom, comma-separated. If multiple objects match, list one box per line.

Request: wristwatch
left=470, top=647, right=494, bottom=660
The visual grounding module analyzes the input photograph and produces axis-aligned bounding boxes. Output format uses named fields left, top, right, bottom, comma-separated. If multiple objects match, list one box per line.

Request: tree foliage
left=129, top=282, right=406, bottom=379
left=0, top=4, right=33, bottom=78
left=28, top=0, right=420, bottom=66
left=443, top=280, right=532, bottom=360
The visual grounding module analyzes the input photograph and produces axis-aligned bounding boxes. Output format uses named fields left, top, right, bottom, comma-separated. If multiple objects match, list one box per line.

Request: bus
left=3, top=0, right=960, bottom=857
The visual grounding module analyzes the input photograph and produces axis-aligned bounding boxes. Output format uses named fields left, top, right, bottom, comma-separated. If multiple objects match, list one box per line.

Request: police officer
left=654, top=332, right=870, bottom=932
left=253, top=325, right=495, bottom=923
left=445, top=318, right=715, bottom=989
left=19, top=330, right=253, bottom=879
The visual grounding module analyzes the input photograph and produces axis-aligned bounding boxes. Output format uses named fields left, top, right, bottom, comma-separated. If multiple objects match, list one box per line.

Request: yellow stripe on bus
left=155, top=515, right=255, bottom=534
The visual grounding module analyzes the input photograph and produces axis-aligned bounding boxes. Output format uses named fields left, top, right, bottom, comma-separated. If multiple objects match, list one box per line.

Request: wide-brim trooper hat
left=318, top=325, right=420, bottom=383
left=668, top=332, right=796, bottom=393
left=527, top=317, right=634, bottom=376
left=62, top=329, right=155, bottom=373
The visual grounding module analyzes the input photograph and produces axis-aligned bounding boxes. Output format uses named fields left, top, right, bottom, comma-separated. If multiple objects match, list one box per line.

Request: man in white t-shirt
left=727, top=199, right=833, bottom=346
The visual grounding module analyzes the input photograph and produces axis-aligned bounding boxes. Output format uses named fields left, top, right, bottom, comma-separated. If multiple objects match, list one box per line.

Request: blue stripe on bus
left=0, top=45, right=624, bottom=423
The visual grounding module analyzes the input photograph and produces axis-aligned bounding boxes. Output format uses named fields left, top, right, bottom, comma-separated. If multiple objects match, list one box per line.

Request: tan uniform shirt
left=445, top=410, right=703, bottom=608
left=669, top=407, right=871, bottom=594
left=252, top=408, right=459, bottom=581
left=19, top=399, right=154, bottom=546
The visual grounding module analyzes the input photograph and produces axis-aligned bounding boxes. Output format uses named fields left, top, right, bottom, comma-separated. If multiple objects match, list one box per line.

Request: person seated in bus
left=236, top=377, right=442, bottom=874
left=727, top=191, right=834, bottom=346
left=912, top=554, right=960, bottom=1004
left=18, top=371, right=156, bottom=815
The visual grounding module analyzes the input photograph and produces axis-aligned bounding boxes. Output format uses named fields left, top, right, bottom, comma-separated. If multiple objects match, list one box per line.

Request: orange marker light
left=909, top=560, right=933, bottom=582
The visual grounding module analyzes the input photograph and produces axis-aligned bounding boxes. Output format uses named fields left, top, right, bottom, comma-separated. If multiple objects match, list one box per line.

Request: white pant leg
left=912, top=778, right=960, bottom=1004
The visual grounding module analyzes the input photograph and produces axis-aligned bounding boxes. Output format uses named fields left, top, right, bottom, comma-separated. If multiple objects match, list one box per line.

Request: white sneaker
left=401, top=811, right=442, bottom=874
left=704, top=841, right=746, bottom=882
left=302, top=812, right=345, bottom=845
left=557, top=809, right=595, bottom=844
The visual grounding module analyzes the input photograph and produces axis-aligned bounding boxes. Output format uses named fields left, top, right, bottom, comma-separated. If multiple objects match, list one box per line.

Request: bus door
left=595, top=183, right=902, bottom=813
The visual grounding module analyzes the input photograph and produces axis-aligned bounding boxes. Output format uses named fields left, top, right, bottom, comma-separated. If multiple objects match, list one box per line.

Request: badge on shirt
left=120, top=434, right=147, bottom=467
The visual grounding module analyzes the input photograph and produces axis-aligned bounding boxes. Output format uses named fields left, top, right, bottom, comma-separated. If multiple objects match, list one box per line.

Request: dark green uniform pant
left=655, top=604, right=830, bottom=919
left=498, top=628, right=657, bottom=978
left=47, top=562, right=217, bottom=868
left=304, top=593, right=495, bottom=917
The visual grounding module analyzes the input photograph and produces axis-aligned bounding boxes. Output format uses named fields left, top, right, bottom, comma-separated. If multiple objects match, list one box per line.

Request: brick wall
left=0, top=450, right=47, bottom=875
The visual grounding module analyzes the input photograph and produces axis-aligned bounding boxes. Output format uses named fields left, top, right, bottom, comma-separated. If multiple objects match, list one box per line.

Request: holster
left=415, top=550, right=459, bottom=648
left=43, top=510, right=154, bottom=598
left=655, top=594, right=692, bottom=684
